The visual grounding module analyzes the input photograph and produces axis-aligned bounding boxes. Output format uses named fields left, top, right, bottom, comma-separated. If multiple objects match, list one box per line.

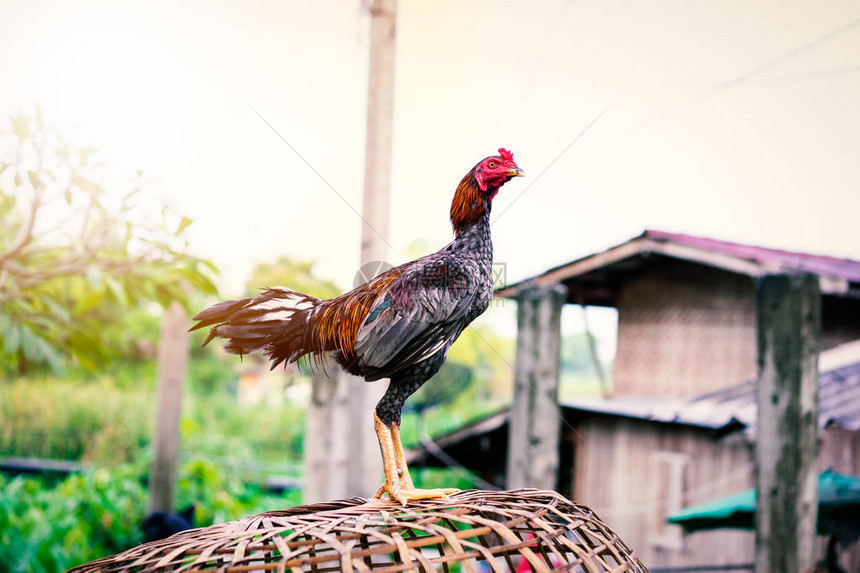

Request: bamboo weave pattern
left=71, top=489, right=648, bottom=573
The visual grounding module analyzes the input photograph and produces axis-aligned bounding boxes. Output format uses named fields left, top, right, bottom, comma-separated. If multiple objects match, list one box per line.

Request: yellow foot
left=374, top=482, right=460, bottom=506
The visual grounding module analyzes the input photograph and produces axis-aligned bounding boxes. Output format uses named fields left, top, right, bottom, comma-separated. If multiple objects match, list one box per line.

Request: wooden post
left=148, top=301, right=189, bottom=514
left=755, top=274, right=820, bottom=573
left=328, top=370, right=355, bottom=496
left=507, top=283, right=567, bottom=490
left=303, top=369, right=333, bottom=503
left=304, top=365, right=356, bottom=503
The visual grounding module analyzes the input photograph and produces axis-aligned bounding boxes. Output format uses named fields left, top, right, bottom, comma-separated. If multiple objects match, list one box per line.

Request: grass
left=0, top=352, right=309, bottom=467
left=0, top=376, right=152, bottom=463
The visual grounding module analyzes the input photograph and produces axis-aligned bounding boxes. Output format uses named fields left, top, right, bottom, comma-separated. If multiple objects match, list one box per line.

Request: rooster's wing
left=352, top=257, right=482, bottom=380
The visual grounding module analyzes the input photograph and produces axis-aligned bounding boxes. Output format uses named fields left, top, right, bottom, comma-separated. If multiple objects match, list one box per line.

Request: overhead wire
left=631, top=15, right=860, bottom=132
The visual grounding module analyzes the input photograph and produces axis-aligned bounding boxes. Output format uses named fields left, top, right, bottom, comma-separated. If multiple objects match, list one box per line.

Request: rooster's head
left=451, top=148, right=524, bottom=235
left=473, top=148, right=524, bottom=195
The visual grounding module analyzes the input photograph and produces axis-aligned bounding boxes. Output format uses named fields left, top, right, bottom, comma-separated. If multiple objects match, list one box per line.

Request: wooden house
left=409, top=230, right=860, bottom=571
left=498, top=229, right=860, bottom=398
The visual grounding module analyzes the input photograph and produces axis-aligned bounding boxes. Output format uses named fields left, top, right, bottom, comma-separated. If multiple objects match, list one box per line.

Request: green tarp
left=667, top=469, right=860, bottom=539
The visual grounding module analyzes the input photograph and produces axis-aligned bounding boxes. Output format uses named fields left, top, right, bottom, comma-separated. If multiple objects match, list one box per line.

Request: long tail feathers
left=190, top=287, right=321, bottom=369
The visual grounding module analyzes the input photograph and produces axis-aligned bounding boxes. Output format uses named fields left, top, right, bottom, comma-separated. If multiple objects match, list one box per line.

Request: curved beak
left=508, top=167, right=525, bottom=177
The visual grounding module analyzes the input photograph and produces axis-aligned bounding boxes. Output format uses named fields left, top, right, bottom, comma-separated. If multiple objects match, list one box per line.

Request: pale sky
left=2, top=0, right=859, bottom=356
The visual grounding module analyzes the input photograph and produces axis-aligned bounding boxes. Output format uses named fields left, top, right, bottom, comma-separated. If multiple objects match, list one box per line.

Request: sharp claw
left=376, top=484, right=462, bottom=505
left=375, top=411, right=458, bottom=506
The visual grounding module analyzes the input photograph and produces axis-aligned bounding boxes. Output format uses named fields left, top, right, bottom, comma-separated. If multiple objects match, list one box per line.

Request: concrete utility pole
left=148, top=301, right=190, bottom=513
left=347, top=0, right=397, bottom=497
left=755, top=274, right=820, bottom=573
left=304, top=0, right=397, bottom=502
left=360, top=0, right=396, bottom=266
left=507, top=283, right=567, bottom=490
left=304, top=360, right=352, bottom=502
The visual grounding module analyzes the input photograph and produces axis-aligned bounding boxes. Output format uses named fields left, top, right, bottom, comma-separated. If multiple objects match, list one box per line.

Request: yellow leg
left=372, top=412, right=459, bottom=506
left=373, top=411, right=401, bottom=497
left=390, top=422, right=415, bottom=489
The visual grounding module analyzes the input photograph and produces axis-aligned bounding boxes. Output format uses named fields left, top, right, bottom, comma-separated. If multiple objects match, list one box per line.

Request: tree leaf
left=42, top=297, right=71, bottom=323
left=27, top=333, right=64, bottom=374
left=3, top=324, right=20, bottom=354
left=85, top=265, right=102, bottom=289
left=176, top=216, right=193, bottom=236
left=70, top=344, right=97, bottom=371
left=123, top=187, right=142, bottom=202
left=18, top=326, right=40, bottom=361
left=0, top=112, right=223, bottom=374
left=105, top=276, right=128, bottom=306
left=11, top=115, right=29, bottom=140
left=0, top=191, right=16, bottom=216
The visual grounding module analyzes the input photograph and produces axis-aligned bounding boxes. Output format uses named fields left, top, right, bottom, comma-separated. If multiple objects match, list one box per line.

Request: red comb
left=498, top=148, right=514, bottom=162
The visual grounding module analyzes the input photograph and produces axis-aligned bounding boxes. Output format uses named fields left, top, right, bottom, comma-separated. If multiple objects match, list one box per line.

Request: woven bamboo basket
left=71, top=489, right=648, bottom=573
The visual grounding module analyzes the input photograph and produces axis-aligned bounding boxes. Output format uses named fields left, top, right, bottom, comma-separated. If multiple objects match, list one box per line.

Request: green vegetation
left=244, top=256, right=341, bottom=299
left=0, top=349, right=307, bottom=571
left=0, top=458, right=296, bottom=573
left=0, top=376, right=151, bottom=463
left=559, top=333, right=613, bottom=399
left=0, top=112, right=217, bottom=375
left=0, top=350, right=307, bottom=467
left=0, top=467, right=145, bottom=573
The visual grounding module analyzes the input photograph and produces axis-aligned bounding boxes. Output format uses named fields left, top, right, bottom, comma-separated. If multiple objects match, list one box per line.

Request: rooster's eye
left=488, top=161, right=497, bottom=168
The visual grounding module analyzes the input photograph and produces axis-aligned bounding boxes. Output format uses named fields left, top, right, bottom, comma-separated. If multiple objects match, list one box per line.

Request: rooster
left=191, top=148, right=523, bottom=504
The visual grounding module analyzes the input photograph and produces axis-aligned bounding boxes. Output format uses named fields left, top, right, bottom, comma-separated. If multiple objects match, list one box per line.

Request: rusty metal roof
left=496, top=229, right=860, bottom=303
left=646, top=230, right=860, bottom=283
left=409, top=341, right=860, bottom=460
left=562, top=339, right=860, bottom=435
